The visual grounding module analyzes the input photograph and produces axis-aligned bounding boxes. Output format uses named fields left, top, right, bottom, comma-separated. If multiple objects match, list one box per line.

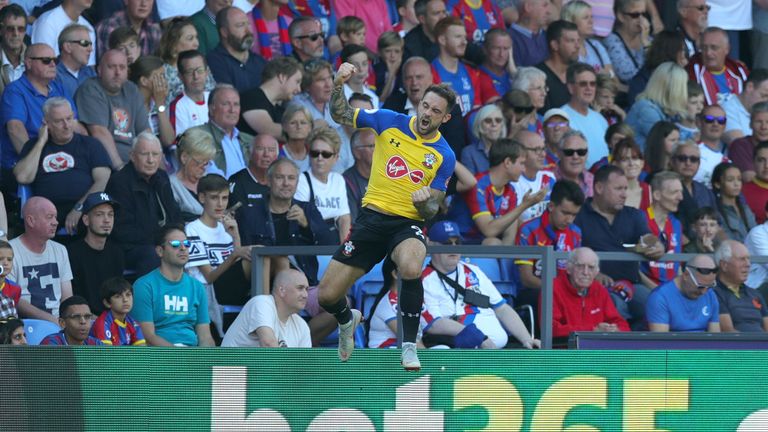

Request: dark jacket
left=105, top=162, right=182, bottom=249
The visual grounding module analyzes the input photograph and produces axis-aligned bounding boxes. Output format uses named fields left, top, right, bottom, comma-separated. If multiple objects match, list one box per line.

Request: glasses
left=673, top=154, right=700, bottom=164
left=562, top=148, right=588, bottom=157
left=545, top=121, right=568, bottom=129
left=576, top=80, right=597, bottom=88
left=310, top=150, right=336, bottom=159
left=66, top=39, right=93, bottom=47
left=483, top=117, right=504, bottom=125
left=702, top=115, right=727, bottom=125
left=688, top=266, right=718, bottom=276
left=30, top=57, right=56, bottom=65
left=686, top=267, right=716, bottom=290
left=622, top=11, right=649, bottom=19
left=514, top=106, right=535, bottom=115
left=524, top=146, right=546, bottom=153
left=683, top=4, right=711, bottom=12
left=182, top=67, right=206, bottom=76
left=167, top=239, right=191, bottom=249
left=297, top=33, right=324, bottom=41
left=66, top=314, right=94, bottom=322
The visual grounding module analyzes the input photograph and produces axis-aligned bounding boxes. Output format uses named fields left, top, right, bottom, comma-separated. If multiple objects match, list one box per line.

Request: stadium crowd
left=0, top=0, right=767, bottom=348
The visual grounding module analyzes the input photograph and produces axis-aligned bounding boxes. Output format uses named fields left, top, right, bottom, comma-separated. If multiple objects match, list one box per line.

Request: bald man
left=646, top=254, right=721, bottom=332
left=714, top=240, right=768, bottom=332
left=229, top=134, right=277, bottom=210
left=513, top=130, right=555, bottom=223
left=9, top=196, right=73, bottom=323
left=221, top=269, right=311, bottom=347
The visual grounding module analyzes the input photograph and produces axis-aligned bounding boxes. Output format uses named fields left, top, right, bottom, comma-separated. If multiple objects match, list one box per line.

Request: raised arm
left=330, top=62, right=358, bottom=127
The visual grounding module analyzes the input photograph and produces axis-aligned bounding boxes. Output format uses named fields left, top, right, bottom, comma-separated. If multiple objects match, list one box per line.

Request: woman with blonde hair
left=561, top=1, right=616, bottom=78
left=462, top=104, right=507, bottom=174
left=170, top=128, right=217, bottom=220
left=625, top=61, right=689, bottom=149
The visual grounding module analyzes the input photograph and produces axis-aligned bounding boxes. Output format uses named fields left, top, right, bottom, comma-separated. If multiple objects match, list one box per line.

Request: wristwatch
left=157, top=104, right=167, bottom=113
left=74, top=202, right=84, bottom=212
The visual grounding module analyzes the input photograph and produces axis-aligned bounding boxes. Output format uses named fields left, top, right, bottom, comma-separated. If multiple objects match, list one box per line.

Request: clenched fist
left=334, top=62, right=358, bottom=86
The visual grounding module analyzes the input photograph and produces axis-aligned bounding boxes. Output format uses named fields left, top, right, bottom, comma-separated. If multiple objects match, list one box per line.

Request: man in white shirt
left=31, top=0, right=96, bottom=66
left=222, top=269, right=311, bottom=347
left=694, top=104, right=729, bottom=188
left=513, top=130, right=556, bottom=223
left=560, top=63, right=609, bottom=169
left=169, top=50, right=210, bottom=136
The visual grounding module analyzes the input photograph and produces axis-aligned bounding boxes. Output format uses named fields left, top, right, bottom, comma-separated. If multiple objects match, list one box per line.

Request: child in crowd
left=393, top=0, right=419, bottom=37
left=593, top=74, right=626, bottom=125
left=374, top=31, right=404, bottom=104
left=0, top=241, right=20, bottom=320
left=340, top=44, right=380, bottom=107
left=91, top=277, right=146, bottom=346
left=337, top=15, right=366, bottom=47
left=677, top=82, right=705, bottom=142
left=684, top=207, right=723, bottom=253
left=108, top=26, right=141, bottom=65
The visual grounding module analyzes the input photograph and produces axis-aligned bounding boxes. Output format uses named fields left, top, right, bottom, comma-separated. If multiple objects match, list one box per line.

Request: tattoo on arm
left=414, top=190, right=445, bottom=221
left=330, top=84, right=355, bottom=126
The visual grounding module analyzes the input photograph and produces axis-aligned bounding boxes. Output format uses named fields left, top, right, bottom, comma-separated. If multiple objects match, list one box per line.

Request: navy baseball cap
left=428, top=221, right=463, bottom=243
left=81, top=192, right=120, bottom=214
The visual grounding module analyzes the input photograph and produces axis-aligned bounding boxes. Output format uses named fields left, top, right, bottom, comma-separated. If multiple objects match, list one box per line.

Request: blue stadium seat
left=465, top=257, right=518, bottom=297
left=317, top=255, right=333, bottom=280
left=463, top=257, right=501, bottom=280
left=24, top=319, right=61, bottom=345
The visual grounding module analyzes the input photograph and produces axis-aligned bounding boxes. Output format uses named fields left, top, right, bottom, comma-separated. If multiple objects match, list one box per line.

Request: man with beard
left=207, top=6, right=266, bottom=93
left=67, top=192, right=124, bottom=315
left=318, top=62, right=457, bottom=371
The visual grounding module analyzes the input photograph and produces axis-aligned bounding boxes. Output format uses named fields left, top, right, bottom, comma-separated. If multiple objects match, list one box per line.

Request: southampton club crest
left=342, top=241, right=355, bottom=256
left=423, top=153, right=436, bottom=169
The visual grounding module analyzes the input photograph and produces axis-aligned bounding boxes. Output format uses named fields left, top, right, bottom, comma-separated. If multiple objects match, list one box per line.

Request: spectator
left=239, top=57, right=302, bottom=138
left=450, top=138, right=546, bottom=244
left=221, top=268, right=310, bottom=347
left=461, top=104, right=506, bottom=175
left=575, top=165, right=664, bottom=324
left=511, top=66, right=547, bottom=122
left=229, top=134, right=278, bottom=210
left=31, top=0, right=95, bottom=66
left=713, top=240, right=768, bottom=332
left=128, top=56, right=175, bottom=148
left=550, top=247, right=630, bottom=338
left=602, top=0, right=648, bottom=83
left=721, top=70, right=768, bottom=145
left=0, top=240, right=21, bottom=319
left=670, top=139, right=718, bottom=229
left=170, top=128, right=216, bottom=221
left=536, top=20, right=580, bottom=112
left=67, top=192, right=125, bottom=315
left=450, top=0, right=504, bottom=51
left=107, top=26, right=141, bottom=65
left=90, top=277, right=146, bottom=345
left=393, top=0, right=419, bottom=37
left=729, top=101, right=768, bottom=181
left=105, top=132, right=182, bottom=276
left=295, top=127, right=351, bottom=244
left=561, top=1, right=615, bottom=77
left=186, top=84, right=254, bottom=179
left=626, top=30, right=689, bottom=106
left=676, top=0, right=709, bottom=55
left=0, top=5, right=28, bottom=95
left=742, top=142, right=768, bottom=224
left=96, top=0, right=162, bottom=59
left=189, top=0, right=232, bottom=55
left=641, top=171, right=684, bottom=288
left=646, top=254, right=721, bottom=332
left=746, top=220, right=768, bottom=292
left=711, top=162, right=756, bottom=243
left=339, top=45, right=379, bottom=108
left=158, top=18, right=216, bottom=107
left=513, top=130, right=556, bottom=222
left=288, top=17, right=326, bottom=63
left=517, top=179, right=584, bottom=299
left=335, top=0, right=390, bottom=54
left=554, top=130, right=593, bottom=199
left=592, top=73, right=626, bottom=126
left=687, top=27, right=749, bottom=105
left=501, top=87, right=539, bottom=140
left=367, top=258, right=422, bottom=348
left=75, top=49, right=151, bottom=168
left=131, top=224, right=215, bottom=346
left=684, top=207, right=722, bottom=253
left=382, top=56, right=466, bottom=156
left=611, top=138, right=650, bottom=209
left=13, top=97, right=111, bottom=233
left=247, top=0, right=294, bottom=61
left=403, top=0, right=446, bottom=62
left=541, top=108, right=570, bottom=171
left=40, top=295, right=103, bottom=345
left=431, top=17, right=497, bottom=116
left=54, top=24, right=96, bottom=101
left=694, top=104, right=730, bottom=187
left=509, top=0, right=549, bottom=67
left=293, top=59, right=337, bottom=129
left=207, top=6, right=266, bottom=94
left=754, top=1, right=768, bottom=70
left=169, top=50, right=212, bottom=136
left=0, top=318, right=27, bottom=345
left=560, top=63, right=609, bottom=168
left=625, top=62, right=689, bottom=150
left=478, top=28, right=516, bottom=97
left=421, top=221, right=539, bottom=349
left=374, top=31, right=404, bottom=105
left=279, top=103, right=313, bottom=172
left=677, top=82, right=706, bottom=142
left=1, top=43, right=76, bottom=175
left=645, top=121, right=680, bottom=176
left=9, top=197, right=73, bottom=321
left=343, top=129, right=375, bottom=222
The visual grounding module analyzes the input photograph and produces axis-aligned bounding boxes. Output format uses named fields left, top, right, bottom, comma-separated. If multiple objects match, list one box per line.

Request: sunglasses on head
left=168, top=239, right=191, bottom=249
left=66, top=39, right=93, bottom=48
left=297, top=33, right=324, bottom=41
left=30, top=56, right=56, bottom=65
left=702, top=115, right=726, bottom=125
left=688, top=265, right=718, bottom=276
left=562, top=148, right=588, bottom=157
left=310, top=150, right=335, bottom=159
left=674, top=154, right=700, bottom=164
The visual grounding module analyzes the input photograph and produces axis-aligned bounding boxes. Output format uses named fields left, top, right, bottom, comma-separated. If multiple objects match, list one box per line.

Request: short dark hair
left=424, top=83, right=457, bottom=115
left=289, top=16, right=319, bottom=38
left=755, top=141, right=768, bottom=159
left=197, top=173, right=230, bottom=195
left=488, top=138, right=524, bottom=167
left=101, top=277, right=133, bottom=302
left=340, top=44, right=368, bottom=63
left=107, top=26, right=138, bottom=50
left=551, top=180, right=586, bottom=207
left=546, top=20, right=578, bottom=47
left=414, top=0, right=433, bottom=17
left=349, top=92, right=374, bottom=106
left=154, top=223, right=187, bottom=247
left=0, top=318, right=24, bottom=344
left=128, top=55, right=164, bottom=84
left=262, top=56, right=302, bottom=82
left=177, top=49, right=206, bottom=73
left=566, top=62, right=596, bottom=84
left=593, top=164, right=625, bottom=185
left=0, top=240, right=13, bottom=255
left=692, top=206, right=719, bottom=223
left=747, top=68, right=768, bottom=87
left=645, top=30, right=686, bottom=70
left=59, top=295, right=90, bottom=319
left=483, top=28, right=511, bottom=50
left=0, top=4, right=26, bottom=23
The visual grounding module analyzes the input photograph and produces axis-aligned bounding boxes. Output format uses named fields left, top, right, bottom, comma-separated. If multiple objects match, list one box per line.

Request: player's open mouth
left=421, top=119, right=430, bottom=128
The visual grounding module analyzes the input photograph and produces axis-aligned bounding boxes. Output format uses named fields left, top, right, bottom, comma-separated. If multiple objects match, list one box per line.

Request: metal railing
left=250, top=246, right=768, bottom=349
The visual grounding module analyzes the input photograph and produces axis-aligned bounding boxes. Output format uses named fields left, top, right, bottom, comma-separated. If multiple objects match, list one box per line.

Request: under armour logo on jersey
left=386, top=155, right=424, bottom=183
left=411, top=225, right=425, bottom=240
left=389, top=138, right=401, bottom=147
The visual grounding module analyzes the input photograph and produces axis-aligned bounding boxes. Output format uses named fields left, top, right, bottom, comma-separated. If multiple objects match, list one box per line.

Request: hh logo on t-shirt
left=164, top=295, right=188, bottom=313
left=42, top=152, right=75, bottom=173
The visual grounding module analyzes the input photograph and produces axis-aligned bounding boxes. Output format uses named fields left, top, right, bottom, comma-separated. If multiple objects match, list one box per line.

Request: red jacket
left=687, top=53, right=749, bottom=105
left=544, top=273, right=630, bottom=338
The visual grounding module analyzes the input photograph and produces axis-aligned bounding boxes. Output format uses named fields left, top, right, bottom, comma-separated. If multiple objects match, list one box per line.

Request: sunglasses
left=30, top=56, right=56, bottom=65
left=562, top=148, right=588, bottom=157
left=686, top=267, right=717, bottom=290
left=545, top=121, right=568, bottom=129
left=576, top=80, right=597, bottom=88
left=66, top=39, right=93, bottom=47
left=514, top=106, right=535, bottom=115
left=310, top=150, right=336, bottom=159
left=623, top=11, right=649, bottom=19
left=673, top=155, right=700, bottom=164
left=702, top=115, right=726, bottom=125
left=483, top=117, right=504, bottom=125
left=168, top=239, right=191, bottom=249
left=688, top=266, right=718, bottom=276
left=297, top=33, right=324, bottom=41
